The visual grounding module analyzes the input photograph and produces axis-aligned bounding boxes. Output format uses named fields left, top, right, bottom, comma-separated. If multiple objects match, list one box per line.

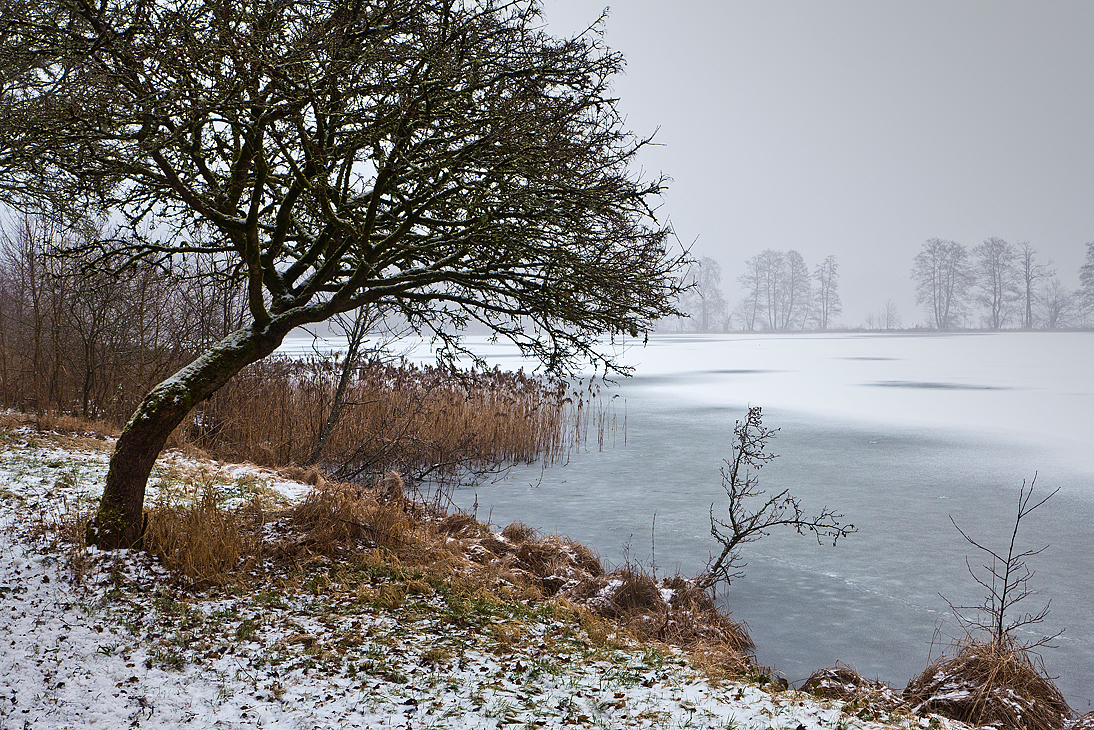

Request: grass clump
left=288, top=477, right=414, bottom=557
left=802, top=665, right=910, bottom=719
left=903, top=639, right=1070, bottom=730
left=143, top=485, right=258, bottom=586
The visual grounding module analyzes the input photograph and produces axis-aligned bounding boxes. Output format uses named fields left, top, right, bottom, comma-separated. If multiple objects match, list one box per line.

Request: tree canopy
left=0, top=0, right=686, bottom=547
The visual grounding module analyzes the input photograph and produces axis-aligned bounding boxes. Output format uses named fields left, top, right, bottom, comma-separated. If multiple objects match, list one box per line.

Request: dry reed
left=172, top=356, right=617, bottom=489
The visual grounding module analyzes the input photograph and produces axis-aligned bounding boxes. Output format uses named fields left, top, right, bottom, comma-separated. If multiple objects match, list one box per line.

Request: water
left=279, top=331, right=1094, bottom=705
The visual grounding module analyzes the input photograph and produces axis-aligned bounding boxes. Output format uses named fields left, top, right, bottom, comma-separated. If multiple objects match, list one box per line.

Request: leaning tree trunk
left=88, top=323, right=293, bottom=549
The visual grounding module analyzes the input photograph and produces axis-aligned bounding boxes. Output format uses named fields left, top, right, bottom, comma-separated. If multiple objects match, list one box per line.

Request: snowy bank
left=0, top=422, right=968, bottom=730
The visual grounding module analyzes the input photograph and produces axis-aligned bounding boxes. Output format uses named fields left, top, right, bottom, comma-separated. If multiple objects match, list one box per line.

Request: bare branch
left=699, top=406, right=855, bottom=591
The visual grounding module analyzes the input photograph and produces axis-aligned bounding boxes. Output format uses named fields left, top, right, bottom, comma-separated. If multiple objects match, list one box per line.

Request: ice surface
left=278, top=332, right=1094, bottom=704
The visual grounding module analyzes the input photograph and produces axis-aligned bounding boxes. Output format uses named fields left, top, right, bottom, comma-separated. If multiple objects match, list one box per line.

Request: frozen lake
left=279, top=331, right=1094, bottom=705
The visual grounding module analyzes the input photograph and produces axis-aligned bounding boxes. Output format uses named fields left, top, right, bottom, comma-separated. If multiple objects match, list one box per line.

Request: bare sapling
left=700, top=406, right=855, bottom=591
left=944, top=474, right=1062, bottom=652
left=906, top=476, right=1069, bottom=730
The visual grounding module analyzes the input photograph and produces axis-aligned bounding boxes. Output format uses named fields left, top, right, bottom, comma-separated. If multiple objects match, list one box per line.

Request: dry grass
left=34, top=412, right=120, bottom=440
left=143, top=485, right=259, bottom=586
left=261, top=481, right=755, bottom=673
left=561, top=569, right=754, bottom=673
left=12, top=409, right=754, bottom=684
left=501, top=520, right=537, bottom=543
left=1069, top=713, right=1094, bottom=730
left=903, top=640, right=1071, bottom=730
left=0, top=410, right=117, bottom=448
left=288, top=480, right=415, bottom=557
left=26, top=493, right=97, bottom=585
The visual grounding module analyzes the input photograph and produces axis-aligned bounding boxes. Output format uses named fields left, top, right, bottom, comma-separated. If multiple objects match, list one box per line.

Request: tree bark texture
left=87, top=323, right=292, bottom=548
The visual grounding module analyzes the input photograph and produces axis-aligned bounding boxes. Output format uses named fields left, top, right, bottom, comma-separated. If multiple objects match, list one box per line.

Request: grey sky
left=542, top=1, right=1094, bottom=326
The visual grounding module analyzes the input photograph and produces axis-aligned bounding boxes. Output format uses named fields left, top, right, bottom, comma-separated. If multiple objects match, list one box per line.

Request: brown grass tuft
left=501, top=520, right=536, bottom=543
left=278, top=464, right=325, bottom=487
left=563, top=540, right=604, bottom=577
left=34, top=413, right=120, bottom=439
left=903, top=640, right=1071, bottom=730
left=144, top=486, right=257, bottom=586
left=1069, top=713, right=1094, bottom=730
left=436, top=513, right=488, bottom=538
left=562, top=569, right=754, bottom=672
left=290, top=482, right=413, bottom=556
left=380, top=470, right=404, bottom=504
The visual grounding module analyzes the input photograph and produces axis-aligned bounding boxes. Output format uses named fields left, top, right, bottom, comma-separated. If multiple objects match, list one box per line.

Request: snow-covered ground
left=0, top=423, right=963, bottom=729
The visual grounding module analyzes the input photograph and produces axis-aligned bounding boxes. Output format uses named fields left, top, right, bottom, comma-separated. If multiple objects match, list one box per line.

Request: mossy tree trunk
left=87, top=323, right=293, bottom=549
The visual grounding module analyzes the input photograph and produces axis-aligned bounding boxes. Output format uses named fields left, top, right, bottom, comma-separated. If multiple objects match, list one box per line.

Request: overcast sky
left=542, top=1, right=1094, bottom=326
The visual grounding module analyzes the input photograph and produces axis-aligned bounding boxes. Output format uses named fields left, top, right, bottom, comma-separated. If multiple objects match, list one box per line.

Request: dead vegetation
left=1069, top=713, right=1094, bottom=730
left=903, top=640, right=1071, bottom=730
left=169, top=356, right=619, bottom=494
left=144, top=485, right=259, bottom=585
left=0, top=411, right=117, bottom=449
left=28, top=447, right=755, bottom=675
left=801, top=666, right=910, bottom=714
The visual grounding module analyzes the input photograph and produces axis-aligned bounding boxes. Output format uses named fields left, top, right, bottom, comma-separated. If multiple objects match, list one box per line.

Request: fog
left=539, top=1, right=1094, bottom=325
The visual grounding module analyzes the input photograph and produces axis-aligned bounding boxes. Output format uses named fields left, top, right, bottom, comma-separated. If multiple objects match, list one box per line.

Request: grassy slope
left=0, top=419, right=958, bottom=729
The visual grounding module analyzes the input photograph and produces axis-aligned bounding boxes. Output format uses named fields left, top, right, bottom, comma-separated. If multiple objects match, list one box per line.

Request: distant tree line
left=664, top=237, right=1094, bottom=333
left=661, top=251, right=842, bottom=332
left=911, top=237, right=1094, bottom=330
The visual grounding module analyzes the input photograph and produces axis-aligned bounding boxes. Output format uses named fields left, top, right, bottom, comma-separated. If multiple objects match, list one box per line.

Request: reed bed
left=176, top=355, right=617, bottom=490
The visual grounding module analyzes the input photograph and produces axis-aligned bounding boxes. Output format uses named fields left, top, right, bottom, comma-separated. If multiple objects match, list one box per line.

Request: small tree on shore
left=700, top=406, right=855, bottom=590
left=944, top=476, right=1061, bottom=652
left=1, top=0, right=687, bottom=548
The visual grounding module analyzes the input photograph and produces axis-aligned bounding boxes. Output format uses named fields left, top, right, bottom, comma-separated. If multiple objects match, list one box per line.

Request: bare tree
left=1039, top=278, right=1072, bottom=329
left=1079, top=242, right=1094, bottom=322
left=945, top=476, right=1061, bottom=652
left=972, top=237, right=1019, bottom=330
left=756, top=249, right=786, bottom=331
left=676, top=256, right=727, bottom=332
left=812, top=255, right=841, bottom=331
left=700, top=406, right=855, bottom=590
left=742, top=248, right=812, bottom=331
left=780, top=250, right=811, bottom=330
left=735, top=256, right=765, bottom=332
left=1, top=0, right=687, bottom=548
left=912, top=238, right=972, bottom=330
left=696, top=256, right=728, bottom=332
left=1016, top=242, right=1052, bottom=330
